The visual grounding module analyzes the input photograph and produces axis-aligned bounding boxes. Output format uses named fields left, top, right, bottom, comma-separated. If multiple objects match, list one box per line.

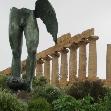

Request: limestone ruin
left=1, top=28, right=111, bottom=87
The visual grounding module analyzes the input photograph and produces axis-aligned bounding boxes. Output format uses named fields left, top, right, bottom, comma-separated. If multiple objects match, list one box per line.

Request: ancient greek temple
left=35, top=28, right=98, bottom=87
left=1, top=28, right=111, bottom=87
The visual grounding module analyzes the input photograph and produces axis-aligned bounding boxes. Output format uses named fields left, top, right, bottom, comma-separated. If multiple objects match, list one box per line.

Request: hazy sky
left=0, top=0, right=111, bottom=79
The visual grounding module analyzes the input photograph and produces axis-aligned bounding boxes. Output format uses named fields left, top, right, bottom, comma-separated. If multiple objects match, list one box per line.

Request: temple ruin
left=1, top=28, right=111, bottom=87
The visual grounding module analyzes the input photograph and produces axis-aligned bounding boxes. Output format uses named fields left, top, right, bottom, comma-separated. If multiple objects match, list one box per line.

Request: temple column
left=51, top=52, right=60, bottom=86
left=78, top=42, right=87, bottom=80
left=60, top=48, right=69, bottom=86
left=36, top=59, right=44, bottom=77
left=44, top=55, right=52, bottom=84
left=88, top=38, right=97, bottom=80
left=69, top=43, right=78, bottom=83
left=106, top=44, right=111, bottom=86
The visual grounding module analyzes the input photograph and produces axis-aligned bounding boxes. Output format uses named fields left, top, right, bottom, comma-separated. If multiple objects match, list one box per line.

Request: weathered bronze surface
left=8, top=0, right=58, bottom=91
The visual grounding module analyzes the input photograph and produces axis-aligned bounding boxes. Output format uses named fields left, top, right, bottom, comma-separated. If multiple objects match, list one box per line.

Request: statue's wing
left=34, top=0, right=58, bottom=44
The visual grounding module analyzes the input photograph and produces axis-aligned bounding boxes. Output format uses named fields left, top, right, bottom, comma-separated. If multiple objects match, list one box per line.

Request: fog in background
left=0, top=0, right=111, bottom=79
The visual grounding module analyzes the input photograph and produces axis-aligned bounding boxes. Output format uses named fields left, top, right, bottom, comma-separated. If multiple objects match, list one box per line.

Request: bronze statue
left=7, top=0, right=58, bottom=91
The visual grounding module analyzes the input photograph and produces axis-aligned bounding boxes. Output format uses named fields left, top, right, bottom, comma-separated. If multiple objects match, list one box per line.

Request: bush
left=28, top=97, right=51, bottom=111
left=32, top=85, right=62, bottom=103
left=78, top=95, right=96, bottom=111
left=43, top=85, right=62, bottom=103
left=33, top=76, right=48, bottom=88
left=53, top=95, right=107, bottom=111
left=32, top=85, right=46, bottom=98
left=103, top=90, right=111, bottom=111
left=92, top=90, right=111, bottom=111
left=53, top=96, right=111, bottom=111
left=32, top=76, right=62, bottom=103
left=52, top=95, right=80, bottom=111
left=77, top=95, right=108, bottom=111
left=0, top=89, right=27, bottom=111
left=66, top=80, right=108, bottom=102
left=0, top=74, right=8, bottom=89
left=93, top=101, right=107, bottom=111
left=32, top=76, right=48, bottom=99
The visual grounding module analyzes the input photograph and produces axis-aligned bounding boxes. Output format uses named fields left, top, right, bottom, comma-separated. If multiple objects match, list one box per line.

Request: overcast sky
left=0, top=0, right=111, bottom=79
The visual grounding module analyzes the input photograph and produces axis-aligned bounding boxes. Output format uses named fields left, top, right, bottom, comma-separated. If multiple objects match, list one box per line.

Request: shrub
left=103, top=90, right=111, bottom=111
left=0, top=89, right=27, bottom=111
left=53, top=95, right=108, bottom=111
left=0, top=74, right=8, bottom=89
left=32, top=85, right=46, bottom=98
left=32, top=76, right=48, bottom=99
left=32, top=85, right=62, bottom=103
left=78, top=95, right=96, bottom=111
left=33, top=76, right=48, bottom=88
left=28, top=97, right=51, bottom=111
left=93, top=101, right=107, bottom=111
left=66, top=80, right=108, bottom=102
left=77, top=95, right=108, bottom=111
left=52, top=95, right=80, bottom=111
left=44, top=85, right=62, bottom=103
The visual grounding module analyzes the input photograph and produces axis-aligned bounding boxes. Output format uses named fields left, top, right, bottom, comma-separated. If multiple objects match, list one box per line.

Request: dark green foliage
left=32, top=76, right=48, bottom=99
left=86, top=92, right=111, bottom=111
left=77, top=95, right=109, bottom=111
left=52, top=95, right=109, bottom=111
left=0, top=74, right=111, bottom=111
left=0, top=74, right=8, bottom=89
left=78, top=96, right=96, bottom=111
left=103, top=90, right=111, bottom=111
left=32, top=85, right=62, bottom=103
left=33, top=76, right=48, bottom=88
left=32, top=76, right=62, bottom=103
left=32, top=85, right=46, bottom=98
left=28, top=97, right=51, bottom=111
left=0, top=89, right=27, bottom=111
left=52, top=95, right=79, bottom=111
left=43, top=85, right=62, bottom=103
left=66, top=80, right=108, bottom=101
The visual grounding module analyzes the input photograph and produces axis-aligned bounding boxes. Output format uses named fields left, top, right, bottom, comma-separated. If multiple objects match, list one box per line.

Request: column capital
left=88, top=36, right=99, bottom=42
left=69, top=43, right=78, bottom=49
left=60, top=47, right=69, bottom=54
left=51, top=51, right=60, bottom=58
left=43, top=55, right=52, bottom=61
left=37, top=58, right=44, bottom=64
left=78, top=40, right=88, bottom=47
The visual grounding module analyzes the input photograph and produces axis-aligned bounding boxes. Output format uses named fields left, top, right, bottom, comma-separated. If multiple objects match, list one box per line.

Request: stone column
left=106, top=44, right=111, bottom=86
left=88, top=39, right=97, bottom=80
left=51, top=52, right=60, bottom=86
left=36, top=59, right=44, bottom=77
left=78, top=42, right=87, bottom=80
left=44, top=55, right=52, bottom=84
left=60, top=48, right=69, bottom=86
left=69, top=43, right=78, bottom=83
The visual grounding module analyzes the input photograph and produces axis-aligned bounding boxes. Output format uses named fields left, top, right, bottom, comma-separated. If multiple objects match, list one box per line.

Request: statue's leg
left=24, top=12, right=39, bottom=91
left=9, top=8, right=23, bottom=78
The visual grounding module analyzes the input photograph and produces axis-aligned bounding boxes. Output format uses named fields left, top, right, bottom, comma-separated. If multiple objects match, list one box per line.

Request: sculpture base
left=7, top=76, right=27, bottom=91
